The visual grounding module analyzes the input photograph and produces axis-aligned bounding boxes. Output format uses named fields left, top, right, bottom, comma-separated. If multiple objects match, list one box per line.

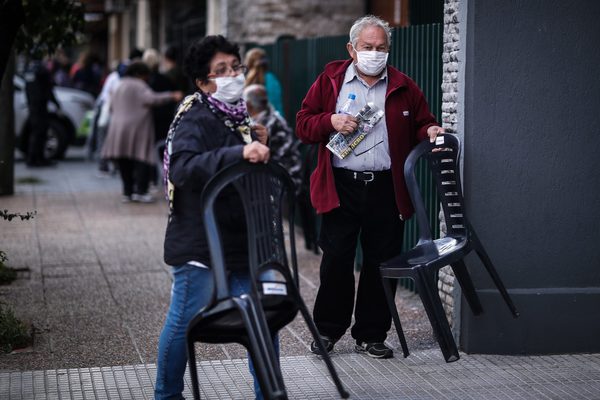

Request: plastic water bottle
left=338, top=93, right=356, bottom=116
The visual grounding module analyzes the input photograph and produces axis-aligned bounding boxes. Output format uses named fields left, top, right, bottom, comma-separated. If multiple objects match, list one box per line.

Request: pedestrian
left=243, top=83, right=302, bottom=192
left=101, top=61, right=182, bottom=203
left=244, top=47, right=284, bottom=117
left=156, top=35, right=274, bottom=400
left=90, top=48, right=144, bottom=175
left=142, top=48, right=178, bottom=187
left=295, top=15, right=444, bottom=359
left=23, top=54, right=60, bottom=167
left=72, top=51, right=102, bottom=98
left=163, top=45, right=190, bottom=94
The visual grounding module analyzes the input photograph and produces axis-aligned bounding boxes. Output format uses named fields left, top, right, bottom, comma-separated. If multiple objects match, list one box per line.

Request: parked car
left=13, top=75, right=96, bottom=160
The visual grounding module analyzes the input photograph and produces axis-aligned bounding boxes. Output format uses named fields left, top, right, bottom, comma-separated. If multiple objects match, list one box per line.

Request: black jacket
left=163, top=98, right=248, bottom=268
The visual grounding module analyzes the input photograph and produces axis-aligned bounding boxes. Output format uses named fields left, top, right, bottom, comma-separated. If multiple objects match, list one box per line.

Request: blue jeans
left=155, top=263, right=279, bottom=400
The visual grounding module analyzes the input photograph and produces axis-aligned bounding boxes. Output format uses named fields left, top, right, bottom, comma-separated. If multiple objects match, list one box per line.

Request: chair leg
left=288, top=285, right=350, bottom=399
left=247, top=296, right=287, bottom=399
left=450, top=260, right=483, bottom=316
left=238, top=297, right=288, bottom=400
left=471, top=238, right=520, bottom=318
left=186, top=336, right=202, bottom=400
left=415, top=268, right=460, bottom=362
left=380, top=275, right=410, bottom=358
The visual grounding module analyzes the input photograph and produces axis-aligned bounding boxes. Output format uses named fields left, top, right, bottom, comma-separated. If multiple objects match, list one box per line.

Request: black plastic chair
left=186, top=161, right=349, bottom=399
left=379, top=134, right=519, bottom=363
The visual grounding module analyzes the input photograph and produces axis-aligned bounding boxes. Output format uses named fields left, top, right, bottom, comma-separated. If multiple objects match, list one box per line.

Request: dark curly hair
left=184, top=35, right=241, bottom=84
left=124, top=61, right=151, bottom=78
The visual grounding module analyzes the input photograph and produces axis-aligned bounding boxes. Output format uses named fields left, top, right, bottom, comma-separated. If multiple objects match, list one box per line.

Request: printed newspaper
left=326, top=102, right=384, bottom=159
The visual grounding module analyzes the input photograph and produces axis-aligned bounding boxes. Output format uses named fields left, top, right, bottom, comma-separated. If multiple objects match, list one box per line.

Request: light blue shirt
left=332, top=63, right=390, bottom=171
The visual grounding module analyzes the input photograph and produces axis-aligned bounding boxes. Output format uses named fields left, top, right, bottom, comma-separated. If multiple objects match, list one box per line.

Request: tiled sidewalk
left=3, top=350, right=600, bottom=399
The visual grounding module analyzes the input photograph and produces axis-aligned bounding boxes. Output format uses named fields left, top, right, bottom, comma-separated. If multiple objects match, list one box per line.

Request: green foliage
left=0, top=209, right=36, bottom=351
left=0, top=209, right=35, bottom=284
left=0, top=302, right=31, bottom=353
left=15, top=0, right=85, bottom=57
left=0, top=251, right=17, bottom=285
left=0, top=209, right=36, bottom=221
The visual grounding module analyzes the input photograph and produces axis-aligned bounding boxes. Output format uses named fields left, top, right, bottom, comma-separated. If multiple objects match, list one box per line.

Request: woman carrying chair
left=156, top=35, right=273, bottom=400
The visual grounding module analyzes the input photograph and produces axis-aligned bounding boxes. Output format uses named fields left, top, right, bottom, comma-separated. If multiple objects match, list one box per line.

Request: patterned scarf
left=205, top=93, right=253, bottom=143
left=163, top=92, right=253, bottom=213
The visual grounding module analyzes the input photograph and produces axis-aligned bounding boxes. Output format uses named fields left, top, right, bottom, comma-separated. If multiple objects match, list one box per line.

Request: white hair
left=142, top=48, right=161, bottom=70
left=349, top=15, right=392, bottom=48
left=243, top=84, right=268, bottom=111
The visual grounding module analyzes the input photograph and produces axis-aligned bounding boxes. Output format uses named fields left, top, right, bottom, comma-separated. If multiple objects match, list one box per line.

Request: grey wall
left=461, top=0, right=600, bottom=354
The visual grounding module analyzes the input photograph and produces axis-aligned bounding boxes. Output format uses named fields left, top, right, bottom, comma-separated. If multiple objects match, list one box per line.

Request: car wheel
left=44, top=118, right=69, bottom=160
left=18, top=117, right=71, bottom=160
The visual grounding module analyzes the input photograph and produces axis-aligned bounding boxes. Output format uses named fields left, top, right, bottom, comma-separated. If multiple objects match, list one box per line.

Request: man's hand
left=251, top=123, right=269, bottom=145
left=331, top=113, right=358, bottom=136
left=243, top=141, right=270, bottom=163
left=427, top=125, right=445, bottom=142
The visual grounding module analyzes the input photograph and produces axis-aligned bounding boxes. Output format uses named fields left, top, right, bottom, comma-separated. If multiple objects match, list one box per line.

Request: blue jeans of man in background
left=154, top=263, right=279, bottom=400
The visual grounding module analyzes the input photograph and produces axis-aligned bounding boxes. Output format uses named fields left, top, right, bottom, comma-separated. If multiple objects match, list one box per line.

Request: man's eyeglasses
left=210, top=64, right=248, bottom=78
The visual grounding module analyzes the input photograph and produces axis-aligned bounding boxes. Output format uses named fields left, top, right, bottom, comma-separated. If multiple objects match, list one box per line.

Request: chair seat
left=190, top=297, right=299, bottom=343
left=381, top=236, right=469, bottom=273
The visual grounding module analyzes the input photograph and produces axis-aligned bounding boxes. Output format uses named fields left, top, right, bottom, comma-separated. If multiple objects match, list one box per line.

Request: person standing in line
left=156, top=35, right=276, bottom=400
left=243, top=83, right=302, bottom=192
left=101, top=61, right=182, bottom=203
left=143, top=48, right=178, bottom=144
left=296, top=15, right=444, bottom=359
left=90, top=48, right=144, bottom=175
left=163, top=45, right=190, bottom=94
left=244, top=47, right=284, bottom=117
left=142, top=48, right=178, bottom=187
left=71, top=51, right=102, bottom=98
left=24, top=54, right=60, bottom=167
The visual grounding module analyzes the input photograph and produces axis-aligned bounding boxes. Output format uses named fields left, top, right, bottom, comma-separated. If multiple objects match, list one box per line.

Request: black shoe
left=310, top=336, right=336, bottom=355
left=355, top=341, right=394, bottom=359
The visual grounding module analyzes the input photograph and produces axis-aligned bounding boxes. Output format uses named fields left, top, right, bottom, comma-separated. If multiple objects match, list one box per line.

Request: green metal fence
left=260, top=24, right=443, bottom=289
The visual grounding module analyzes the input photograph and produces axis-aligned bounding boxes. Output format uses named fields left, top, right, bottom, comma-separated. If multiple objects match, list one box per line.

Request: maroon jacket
left=296, top=59, right=438, bottom=218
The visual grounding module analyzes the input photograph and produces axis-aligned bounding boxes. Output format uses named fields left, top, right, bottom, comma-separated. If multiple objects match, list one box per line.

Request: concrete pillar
left=158, top=0, right=167, bottom=52
left=107, top=14, right=120, bottom=68
left=136, top=0, right=151, bottom=49
left=207, top=0, right=227, bottom=36
left=121, top=11, right=131, bottom=61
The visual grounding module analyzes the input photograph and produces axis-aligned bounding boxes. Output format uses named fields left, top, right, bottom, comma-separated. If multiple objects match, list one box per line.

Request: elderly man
left=296, top=15, right=444, bottom=359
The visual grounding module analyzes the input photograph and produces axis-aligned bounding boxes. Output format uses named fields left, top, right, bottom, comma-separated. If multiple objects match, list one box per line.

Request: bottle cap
left=348, top=93, right=356, bottom=100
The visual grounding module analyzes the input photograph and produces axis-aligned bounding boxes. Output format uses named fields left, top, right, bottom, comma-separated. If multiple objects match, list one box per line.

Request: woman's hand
left=172, top=91, right=184, bottom=102
left=243, top=141, right=270, bottom=163
left=252, top=123, right=269, bottom=145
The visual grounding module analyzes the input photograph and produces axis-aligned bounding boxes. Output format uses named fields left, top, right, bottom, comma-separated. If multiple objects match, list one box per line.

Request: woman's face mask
left=211, top=73, right=245, bottom=103
left=354, top=46, right=389, bottom=76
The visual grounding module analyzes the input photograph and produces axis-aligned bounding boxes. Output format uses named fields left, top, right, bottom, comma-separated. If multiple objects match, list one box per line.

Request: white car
left=13, top=75, right=96, bottom=160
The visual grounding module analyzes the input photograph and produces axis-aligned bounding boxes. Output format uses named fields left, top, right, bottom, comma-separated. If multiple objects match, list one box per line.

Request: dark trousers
left=313, top=168, right=404, bottom=343
left=115, top=158, right=151, bottom=196
left=27, top=114, right=49, bottom=164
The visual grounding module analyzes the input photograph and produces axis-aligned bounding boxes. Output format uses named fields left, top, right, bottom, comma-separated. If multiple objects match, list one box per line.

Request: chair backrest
left=201, top=161, right=298, bottom=303
left=404, top=134, right=468, bottom=244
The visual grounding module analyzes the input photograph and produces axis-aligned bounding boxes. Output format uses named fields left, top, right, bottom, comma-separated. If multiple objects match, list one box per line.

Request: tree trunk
left=0, top=49, right=15, bottom=196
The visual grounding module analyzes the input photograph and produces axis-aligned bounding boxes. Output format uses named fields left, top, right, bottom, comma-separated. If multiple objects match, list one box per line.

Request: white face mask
left=212, top=73, right=245, bottom=103
left=354, top=48, right=389, bottom=76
